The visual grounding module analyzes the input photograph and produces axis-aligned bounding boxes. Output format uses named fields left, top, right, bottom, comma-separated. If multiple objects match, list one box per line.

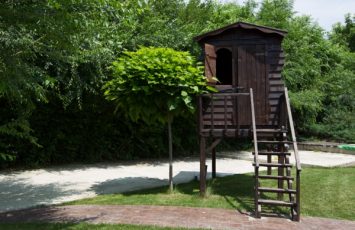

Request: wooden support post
left=266, top=146, right=272, bottom=175
left=212, top=144, right=216, bottom=178
left=278, top=144, right=285, bottom=200
left=199, top=136, right=206, bottom=196
left=255, top=167, right=261, bottom=218
left=295, top=170, right=301, bottom=221
left=267, top=155, right=272, bottom=175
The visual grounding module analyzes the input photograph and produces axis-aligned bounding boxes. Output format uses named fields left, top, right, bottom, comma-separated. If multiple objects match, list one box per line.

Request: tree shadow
left=0, top=205, right=101, bottom=224
left=90, top=171, right=256, bottom=213
left=0, top=178, right=86, bottom=213
left=91, top=171, right=290, bottom=218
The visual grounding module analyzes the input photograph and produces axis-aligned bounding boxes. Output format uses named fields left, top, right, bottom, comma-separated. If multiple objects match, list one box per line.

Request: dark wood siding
left=266, top=42, right=285, bottom=125
left=199, top=27, right=286, bottom=128
left=237, top=44, right=268, bottom=125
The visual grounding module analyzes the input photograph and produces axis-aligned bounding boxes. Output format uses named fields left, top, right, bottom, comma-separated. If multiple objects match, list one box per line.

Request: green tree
left=103, top=47, right=213, bottom=190
left=330, top=14, right=355, bottom=52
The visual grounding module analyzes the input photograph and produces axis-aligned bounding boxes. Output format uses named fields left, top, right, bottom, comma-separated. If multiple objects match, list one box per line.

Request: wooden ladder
left=250, top=88, right=301, bottom=221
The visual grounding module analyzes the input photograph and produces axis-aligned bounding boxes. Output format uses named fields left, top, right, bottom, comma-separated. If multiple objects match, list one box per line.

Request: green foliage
left=257, top=0, right=293, bottom=28
left=330, top=14, right=355, bottom=52
left=0, top=0, right=354, bottom=168
left=104, top=47, right=211, bottom=124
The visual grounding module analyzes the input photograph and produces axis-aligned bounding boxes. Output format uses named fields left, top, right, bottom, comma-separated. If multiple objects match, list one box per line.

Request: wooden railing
left=249, top=88, right=260, bottom=218
left=283, top=87, right=301, bottom=221
left=198, top=91, right=250, bottom=135
left=284, top=88, right=301, bottom=171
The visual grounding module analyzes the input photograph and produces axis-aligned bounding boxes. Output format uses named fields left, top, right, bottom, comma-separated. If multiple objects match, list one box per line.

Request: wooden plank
left=204, top=44, right=217, bottom=83
left=250, top=88, right=259, bottom=168
left=258, top=175, right=294, bottom=180
left=296, top=171, right=301, bottom=221
left=253, top=152, right=291, bottom=156
left=257, top=140, right=293, bottom=144
left=202, top=121, right=233, bottom=126
left=258, top=199, right=294, bottom=206
left=203, top=113, right=233, bottom=120
left=268, top=93, right=283, bottom=99
left=270, top=106, right=278, bottom=112
left=254, top=163, right=292, bottom=167
left=268, top=73, right=282, bottom=79
left=212, top=147, right=216, bottom=178
left=198, top=96, right=203, bottom=131
left=284, top=87, right=301, bottom=171
left=268, top=52, right=285, bottom=58
left=269, top=65, right=283, bottom=72
left=259, top=44, right=268, bottom=124
left=268, top=58, right=285, bottom=65
left=270, top=86, right=284, bottom=91
left=269, top=80, right=284, bottom=85
left=206, top=138, right=222, bottom=153
left=269, top=100, right=280, bottom=106
left=200, top=129, right=250, bottom=138
left=237, top=46, right=247, bottom=125
left=205, top=107, right=234, bottom=113
left=259, top=187, right=297, bottom=194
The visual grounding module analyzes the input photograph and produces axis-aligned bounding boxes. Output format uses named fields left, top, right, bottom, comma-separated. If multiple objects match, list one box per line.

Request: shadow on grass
left=91, top=172, right=256, bottom=213
left=90, top=171, right=290, bottom=217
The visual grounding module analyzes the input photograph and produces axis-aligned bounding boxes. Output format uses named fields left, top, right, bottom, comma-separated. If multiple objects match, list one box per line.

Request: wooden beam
left=212, top=147, right=216, bottom=178
left=206, top=138, right=222, bottom=153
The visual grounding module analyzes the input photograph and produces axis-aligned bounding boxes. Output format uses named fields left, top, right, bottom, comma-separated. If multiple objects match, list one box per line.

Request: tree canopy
left=0, top=0, right=354, bottom=168
left=103, top=47, right=210, bottom=124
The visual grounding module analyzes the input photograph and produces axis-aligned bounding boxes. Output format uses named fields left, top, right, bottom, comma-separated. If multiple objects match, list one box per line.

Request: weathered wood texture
left=197, top=23, right=286, bottom=129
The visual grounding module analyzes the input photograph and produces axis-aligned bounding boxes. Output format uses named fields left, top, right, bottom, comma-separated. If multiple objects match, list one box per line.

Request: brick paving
left=0, top=205, right=354, bottom=230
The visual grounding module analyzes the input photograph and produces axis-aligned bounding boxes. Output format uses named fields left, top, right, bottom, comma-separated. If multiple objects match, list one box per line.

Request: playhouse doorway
left=216, top=48, right=233, bottom=85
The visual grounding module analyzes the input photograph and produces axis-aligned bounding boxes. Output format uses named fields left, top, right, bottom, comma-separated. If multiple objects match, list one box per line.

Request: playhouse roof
left=194, top=21, right=287, bottom=42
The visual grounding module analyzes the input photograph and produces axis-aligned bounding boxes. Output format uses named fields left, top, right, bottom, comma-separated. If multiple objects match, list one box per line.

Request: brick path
left=0, top=205, right=354, bottom=230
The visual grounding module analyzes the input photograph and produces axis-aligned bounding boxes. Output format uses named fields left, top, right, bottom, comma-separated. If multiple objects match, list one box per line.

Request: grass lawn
left=67, top=166, right=355, bottom=221
left=0, top=223, right=199, bottom=230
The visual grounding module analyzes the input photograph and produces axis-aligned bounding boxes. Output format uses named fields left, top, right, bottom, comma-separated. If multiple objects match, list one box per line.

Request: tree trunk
left=168, top=119, right=173, bottom=192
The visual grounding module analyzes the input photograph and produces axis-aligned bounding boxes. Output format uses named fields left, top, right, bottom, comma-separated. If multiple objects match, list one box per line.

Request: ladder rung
left=255, top=140, right=293, bottom=144
left=255, top=129, right=287, bottom=133
left=258, top=175, right=294, bottom=180
left=258, top=187, right=297, bottom=194
left=254, top=163, right=293, bottom=168
left=258, top=199, right=295, bottom=207
left=253, top=151, right=291, bottom=156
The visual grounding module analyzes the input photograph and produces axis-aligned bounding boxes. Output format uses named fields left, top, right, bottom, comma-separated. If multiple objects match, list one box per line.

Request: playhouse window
left=216, top=48, right=232, bottom=85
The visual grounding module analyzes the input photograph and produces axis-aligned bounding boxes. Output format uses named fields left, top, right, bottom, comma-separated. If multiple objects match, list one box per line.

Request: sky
left=292, top=0, right=354, bottom=31
left=221, top=0, right=355, bottom=31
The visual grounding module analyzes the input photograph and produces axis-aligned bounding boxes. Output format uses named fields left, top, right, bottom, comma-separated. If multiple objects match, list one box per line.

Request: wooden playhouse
left=195, top=22, right=301, bottom=221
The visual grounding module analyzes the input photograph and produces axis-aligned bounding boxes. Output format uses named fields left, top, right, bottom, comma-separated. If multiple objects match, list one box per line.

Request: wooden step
left=258, top=187, right=297, bottom=194
left=258, top=199, right=295, bottom=207
left=258, top=175, right=294, bottom=180
left=254, top=163, right=293, bottom=168
left=253, top=151, right=291, bottom=156
left=255, top=129, right=287, bottom=133
left=255, top=140, right=292, bottom=144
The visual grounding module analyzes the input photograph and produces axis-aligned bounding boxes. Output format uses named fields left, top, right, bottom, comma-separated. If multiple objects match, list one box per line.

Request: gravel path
left=0, top=150, right=354, bottom=212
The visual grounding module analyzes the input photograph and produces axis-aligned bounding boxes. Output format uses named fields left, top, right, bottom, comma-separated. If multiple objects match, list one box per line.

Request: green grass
left=67, top=167, right=355, bottom=220
left=0, top=223, right=202, bottom=230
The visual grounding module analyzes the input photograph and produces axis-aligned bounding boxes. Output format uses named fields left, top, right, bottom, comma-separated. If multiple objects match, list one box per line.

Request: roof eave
left=194, top=21, right=287, bottom=42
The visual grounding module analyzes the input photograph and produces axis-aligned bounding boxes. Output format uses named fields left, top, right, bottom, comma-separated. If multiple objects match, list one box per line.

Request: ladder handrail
left=284, top=87, right=301, bottom=171
left=250, top=88, right=259, bottom=167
